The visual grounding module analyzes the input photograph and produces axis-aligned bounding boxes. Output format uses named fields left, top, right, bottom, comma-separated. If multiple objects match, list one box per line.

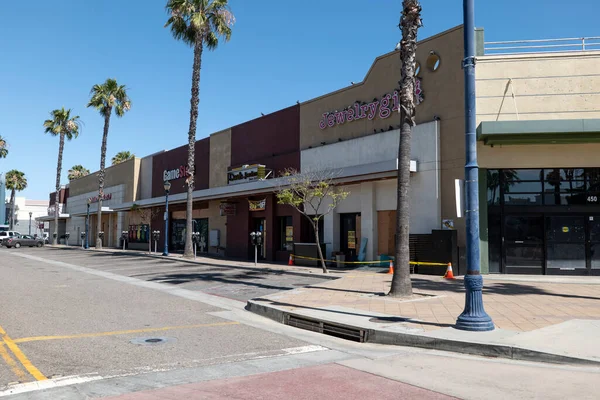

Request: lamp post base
left=455, top=274, right=495, bottom=331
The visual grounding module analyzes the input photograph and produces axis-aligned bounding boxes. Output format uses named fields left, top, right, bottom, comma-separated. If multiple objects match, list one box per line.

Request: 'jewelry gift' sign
left=319, top=80, right=423, bottom=130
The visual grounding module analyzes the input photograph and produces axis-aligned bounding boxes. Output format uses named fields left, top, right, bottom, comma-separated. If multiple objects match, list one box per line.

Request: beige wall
left=69, top=158, right=141, bottom=202
left=209, top=129, right=232, bottom=188
left=299, top=25, right=467, bottom=244
left=476, top=51, right=600, bottom=123
left=476, top=51, right=600, bottom=169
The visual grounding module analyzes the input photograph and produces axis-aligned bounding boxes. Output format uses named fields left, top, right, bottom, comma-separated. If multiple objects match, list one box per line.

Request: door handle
left=515, top=241, right=524, bottom=244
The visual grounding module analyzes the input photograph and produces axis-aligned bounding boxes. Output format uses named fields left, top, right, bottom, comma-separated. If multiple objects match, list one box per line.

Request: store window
left=278, top=216, right=293, bottom=251
left=488, top=168, right=600, bottom=206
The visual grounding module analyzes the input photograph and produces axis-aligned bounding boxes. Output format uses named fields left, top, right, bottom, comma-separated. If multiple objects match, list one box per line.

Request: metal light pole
left=162, top=181, right=171, bottom=256
left=455, top=0, right=494, bottom=331
left=85, top=199, right=90, bottom=249
left=29, top=212, right=32, bottom=235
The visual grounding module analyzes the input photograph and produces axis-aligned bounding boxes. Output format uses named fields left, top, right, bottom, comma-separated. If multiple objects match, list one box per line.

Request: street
left=0, top=247, right=599, bottom=399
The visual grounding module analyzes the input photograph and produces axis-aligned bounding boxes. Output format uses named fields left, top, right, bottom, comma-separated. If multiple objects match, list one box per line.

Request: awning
left=37, top=214, right=70, bottom=221
left=477, top=119, right=600, bottom=146
left=111, top=158, right=418, bottom=212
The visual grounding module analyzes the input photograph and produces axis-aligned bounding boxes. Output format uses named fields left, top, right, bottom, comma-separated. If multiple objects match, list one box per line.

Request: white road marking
left=0, top=375, right=104, bottom=397
left=283, top=345, right=328, bottom=355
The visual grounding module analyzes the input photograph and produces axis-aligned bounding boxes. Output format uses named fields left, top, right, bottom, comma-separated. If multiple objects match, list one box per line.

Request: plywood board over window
left=378, top=210, right=396, bottom=256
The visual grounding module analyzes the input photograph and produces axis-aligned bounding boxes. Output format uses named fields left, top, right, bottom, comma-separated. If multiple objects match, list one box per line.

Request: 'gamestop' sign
left=319, top=82, right=423, bottom=130
left=163, top=165, right=189, bottom=181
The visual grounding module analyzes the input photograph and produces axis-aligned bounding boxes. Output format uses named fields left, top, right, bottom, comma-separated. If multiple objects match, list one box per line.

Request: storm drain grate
left=286, top=314, right=366, bottom=343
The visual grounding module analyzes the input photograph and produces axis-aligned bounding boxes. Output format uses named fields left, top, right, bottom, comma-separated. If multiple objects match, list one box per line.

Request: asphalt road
left=0, top=247, right=326, bottom=388
left=1, top=247, right=599, bottom=400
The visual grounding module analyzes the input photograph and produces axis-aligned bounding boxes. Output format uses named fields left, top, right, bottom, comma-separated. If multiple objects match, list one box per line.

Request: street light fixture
left=85, top=198, right=91, bottom=249
left=29, top=212, right=32, bottom=235
left=162, top=180, right=171, bottom=256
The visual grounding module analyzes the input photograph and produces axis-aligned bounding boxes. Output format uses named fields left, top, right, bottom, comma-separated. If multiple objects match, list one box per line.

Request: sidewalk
left=246, top=271, right=600, bottom=365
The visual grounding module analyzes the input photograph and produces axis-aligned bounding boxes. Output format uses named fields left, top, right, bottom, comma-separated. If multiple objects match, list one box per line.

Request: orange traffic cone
left=444, top=263, right=455, bottom=279
left=387, top=260, right=394, bottom=274
left=288, top=254, right=294, bottom=266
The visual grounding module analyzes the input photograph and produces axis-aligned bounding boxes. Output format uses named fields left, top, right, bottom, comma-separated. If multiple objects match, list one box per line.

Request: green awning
left=477, top=119, right=600, bottom=145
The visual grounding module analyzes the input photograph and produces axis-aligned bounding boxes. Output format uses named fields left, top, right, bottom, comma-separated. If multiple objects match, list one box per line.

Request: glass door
left=545, top=215, right=586, bottom=274
left=588, top=216, right=600, bottom=275
left=503, top=215, right=544, bottom=274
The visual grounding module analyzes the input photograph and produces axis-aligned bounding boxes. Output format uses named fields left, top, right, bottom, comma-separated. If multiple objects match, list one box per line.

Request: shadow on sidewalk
left=250, top=298, right=455, bottom=329
left=411, top=278, right=600, bottom=301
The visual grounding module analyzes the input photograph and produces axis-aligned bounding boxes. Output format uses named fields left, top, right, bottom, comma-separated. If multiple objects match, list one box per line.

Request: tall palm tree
left=44, top=108, right=82, bottom=245
left=87, top=79, right=131, bottom=249
left=5, top=170, right=27, bottom=230
left=0, top=135, right=8, bottom=159
left=68, top=165, right=90, bottom=181
left=389, top=1, right=422, bottom=297
left=165, top=0, right=234, bottom=258
left=111, top=151, right=134, bottom=165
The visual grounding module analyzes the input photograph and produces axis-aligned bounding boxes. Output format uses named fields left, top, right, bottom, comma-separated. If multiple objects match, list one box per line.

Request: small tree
left=131, top=204, right=160, bottom=253
left=276, top=168, right=349, bottom=273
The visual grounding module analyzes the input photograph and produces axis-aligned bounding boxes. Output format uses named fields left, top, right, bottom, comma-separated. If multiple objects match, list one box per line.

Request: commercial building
left=3, top=196, right=48, bottom=235
left=40, top=26, right=600, bottom=276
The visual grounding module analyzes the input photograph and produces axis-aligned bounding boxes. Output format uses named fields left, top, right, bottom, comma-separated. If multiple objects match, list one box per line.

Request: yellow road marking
left=13, top=321, right=240, bottom=344
left=0, top=325, right=47, bottom=381
left=0, top=342, right=29, bottom=382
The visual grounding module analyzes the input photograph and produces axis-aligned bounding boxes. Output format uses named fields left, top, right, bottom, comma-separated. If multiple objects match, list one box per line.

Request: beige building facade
left=476, top=34, right=600, bottom=275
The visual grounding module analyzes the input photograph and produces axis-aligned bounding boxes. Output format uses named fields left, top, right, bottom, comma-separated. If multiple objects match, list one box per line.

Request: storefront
left=486, top=168, right=600, bottom=276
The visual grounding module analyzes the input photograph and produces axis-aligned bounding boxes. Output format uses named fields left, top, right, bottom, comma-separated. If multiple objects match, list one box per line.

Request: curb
left=47, top=246, right=341, bottom=281
left=245, top=299, right=600, bottom=367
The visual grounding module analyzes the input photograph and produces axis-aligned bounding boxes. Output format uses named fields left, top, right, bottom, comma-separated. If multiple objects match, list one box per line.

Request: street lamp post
left=85, top=199, right=90, bottom=249
left=29, top=212, right=32, bottom=235
left=455, top=0, right=494, bottom=331
left=162, top=181, right=171, bottom=256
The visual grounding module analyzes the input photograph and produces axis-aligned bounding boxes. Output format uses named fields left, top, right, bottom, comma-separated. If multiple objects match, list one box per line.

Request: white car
left=0, top=231, right=20, bottom=246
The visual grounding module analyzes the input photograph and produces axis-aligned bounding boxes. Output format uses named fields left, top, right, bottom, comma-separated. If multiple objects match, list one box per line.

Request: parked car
left=3, top=235, right=44, bottom=249
left=0, top=231, right=20, bottom=246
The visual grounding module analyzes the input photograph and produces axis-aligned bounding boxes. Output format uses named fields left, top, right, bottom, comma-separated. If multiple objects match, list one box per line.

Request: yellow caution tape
left=291, top=254, right=449, bottom=266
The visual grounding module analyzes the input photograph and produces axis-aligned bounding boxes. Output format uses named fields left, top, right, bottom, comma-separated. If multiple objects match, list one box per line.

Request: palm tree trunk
left=97, top=111, right=111, bottom=249
left=9, top=189, right=15, bottom=230
left=183, top=38, right=203, bottom=258
left=389, top=0, right=421, bottom=297
left=314, top=222, right=328, bottom=273
left=53, top=133, right=65, bottom=246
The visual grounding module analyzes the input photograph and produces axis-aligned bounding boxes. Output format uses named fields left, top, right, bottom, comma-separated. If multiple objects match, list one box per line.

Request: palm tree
left=5, top=170, right=27, bottom=230
left=389, top=1, right=422, bottom=297
left=44, top=108, right=82, bottom=245
left=0, top=135, right=8, bottom=159
left=111, top=151, right=134, bottom=165
left=165, top=0, right=234, bottom=258
left=68, top=165, right=90, bottom=181
left=87, top=79, right=131, bottom=249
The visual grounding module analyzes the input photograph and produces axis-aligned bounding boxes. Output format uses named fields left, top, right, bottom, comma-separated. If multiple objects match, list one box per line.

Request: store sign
left=47, top=203, right=64, bottom=216
left=319, top=80, right=424, bottom=130
left=219, top=202, right=237, bottom=216
left=163, top=165, right=190, bottom=182
left=88, top=193, right=112, bottom=203
left=228, top=164, right=266, bottom=185
left=249, top=198, right=266, bottom=212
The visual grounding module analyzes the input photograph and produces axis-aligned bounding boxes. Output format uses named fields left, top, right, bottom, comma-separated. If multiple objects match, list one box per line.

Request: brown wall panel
left=152, top=138, right=210, bottom=198
left=231, top=105, right=300, bottom=175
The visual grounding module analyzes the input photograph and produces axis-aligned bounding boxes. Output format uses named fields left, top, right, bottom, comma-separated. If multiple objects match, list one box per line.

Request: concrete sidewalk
left=246, top=272, right=600, bottom=365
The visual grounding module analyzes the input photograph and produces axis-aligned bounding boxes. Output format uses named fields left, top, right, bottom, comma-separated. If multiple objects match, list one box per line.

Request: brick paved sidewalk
left=251, top=272, right=600, bottom=332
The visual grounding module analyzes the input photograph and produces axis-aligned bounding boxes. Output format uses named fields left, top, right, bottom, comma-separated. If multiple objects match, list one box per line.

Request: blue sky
left=0, top=0, right=598, bottom=199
